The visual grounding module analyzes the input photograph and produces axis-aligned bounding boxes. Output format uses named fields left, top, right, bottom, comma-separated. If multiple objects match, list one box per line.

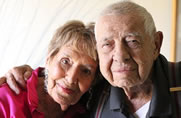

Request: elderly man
left=0, top=1, right=181, bottom=118
left=89, top=1, right=181, bottom=118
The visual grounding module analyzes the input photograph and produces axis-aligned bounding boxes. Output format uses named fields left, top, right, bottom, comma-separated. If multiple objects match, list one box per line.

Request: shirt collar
left=109, top=86, right=126, bottom=110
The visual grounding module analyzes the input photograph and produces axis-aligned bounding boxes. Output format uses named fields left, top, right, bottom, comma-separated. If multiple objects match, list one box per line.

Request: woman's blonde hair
left=48, top=20, right=97, bottom=61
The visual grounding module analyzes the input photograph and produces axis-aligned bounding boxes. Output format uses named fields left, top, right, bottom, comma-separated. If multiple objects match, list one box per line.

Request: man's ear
left=154, top=31, right=163, bottom=59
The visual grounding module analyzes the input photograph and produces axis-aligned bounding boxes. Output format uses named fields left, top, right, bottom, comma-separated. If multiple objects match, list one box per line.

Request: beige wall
left=0, top=0, right=172, bottom=76
left=176, top=0, right=181, bottom=61
left=134, top=0, right=172, bottom=60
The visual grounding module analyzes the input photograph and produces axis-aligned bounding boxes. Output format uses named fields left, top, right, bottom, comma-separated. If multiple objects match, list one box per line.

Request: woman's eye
left=82, top=68, right=91, bottom=75
left=61, top=58, right=70, bottom=65
left=60, top=58, right=71, bottom=70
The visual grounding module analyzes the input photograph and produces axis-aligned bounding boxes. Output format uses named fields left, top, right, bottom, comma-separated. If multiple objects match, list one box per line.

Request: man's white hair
left=96, top=1, right=156, bottom=39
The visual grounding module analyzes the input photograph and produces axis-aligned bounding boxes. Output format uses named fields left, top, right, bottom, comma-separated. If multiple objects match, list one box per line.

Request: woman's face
left=46, top=45, right=97, bottom=110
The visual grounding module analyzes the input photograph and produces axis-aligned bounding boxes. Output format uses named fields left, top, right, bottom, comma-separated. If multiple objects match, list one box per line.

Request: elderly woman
left=0, top=20, right=98, bottom=118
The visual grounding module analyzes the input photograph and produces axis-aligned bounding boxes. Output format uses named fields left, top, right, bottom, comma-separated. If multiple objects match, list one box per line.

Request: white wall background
left=0, top=0, right=172, bottom=76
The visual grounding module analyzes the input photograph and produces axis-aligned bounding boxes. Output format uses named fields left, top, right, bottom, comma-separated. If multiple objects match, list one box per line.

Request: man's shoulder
left=167, top=61, right=181, bottom=90
left=167, top=61, right=181, bottom=117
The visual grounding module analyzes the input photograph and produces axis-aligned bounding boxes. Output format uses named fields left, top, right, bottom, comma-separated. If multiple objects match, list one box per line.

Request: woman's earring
left=44, top=68, right=48, bottom=80
left=44, top=68, right=49, bottom=91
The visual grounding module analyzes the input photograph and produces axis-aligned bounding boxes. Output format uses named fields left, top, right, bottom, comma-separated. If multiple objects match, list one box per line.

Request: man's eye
left=103, top=43, right=110, bottom=47
left=127, top=40, right=140, bottom=48
left=128, top=40, right=137, bottom=43
left=102, top=40, right=114, bottom=48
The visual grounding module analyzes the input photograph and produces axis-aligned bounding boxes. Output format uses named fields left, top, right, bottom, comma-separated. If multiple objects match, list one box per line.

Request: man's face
left=95, top=14, right=160, bottom=88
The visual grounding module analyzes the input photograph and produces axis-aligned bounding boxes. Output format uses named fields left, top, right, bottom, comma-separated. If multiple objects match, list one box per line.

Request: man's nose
left=66, top=67, right=79, bottom=84
left=113, top=41, right=130, bottom=63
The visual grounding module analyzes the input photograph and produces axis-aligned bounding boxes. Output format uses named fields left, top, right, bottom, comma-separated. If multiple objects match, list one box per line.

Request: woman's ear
left=45, top=56, right=51, bottom=68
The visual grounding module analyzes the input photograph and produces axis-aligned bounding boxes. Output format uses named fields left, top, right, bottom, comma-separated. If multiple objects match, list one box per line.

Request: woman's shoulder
left=0, top=83, right=28, bottom=116
left=63, top=102, right=89, bottom=118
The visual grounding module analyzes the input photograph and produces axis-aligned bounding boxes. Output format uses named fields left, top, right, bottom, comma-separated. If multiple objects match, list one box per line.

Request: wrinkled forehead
left=95, top=14, right=144, bottom=39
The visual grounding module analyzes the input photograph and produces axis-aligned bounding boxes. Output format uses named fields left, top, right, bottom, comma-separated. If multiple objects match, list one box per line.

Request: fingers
left=10, top=65, right=33, bottom=89
left=0, top=76, right=6, bottom=85
left=5, top=72, right=20, bottom=94
left=24, top=71, right=32, bottom=81
left=22, top=64, right=33, bottom=81
left=2, top=64, right=33, bottom=94
left=11, top=67, right=26, bottom=89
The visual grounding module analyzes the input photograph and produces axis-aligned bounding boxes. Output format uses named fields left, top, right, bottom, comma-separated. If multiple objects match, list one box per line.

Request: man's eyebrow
left=124, top=32, right=143, bottom=40
left=125, top=32, right=140, bottom=36
left=102, top=36, right=113, bottom=42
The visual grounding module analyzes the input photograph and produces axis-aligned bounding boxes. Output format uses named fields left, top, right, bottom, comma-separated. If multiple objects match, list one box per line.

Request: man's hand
left=0, top=65, right=33, bottom=94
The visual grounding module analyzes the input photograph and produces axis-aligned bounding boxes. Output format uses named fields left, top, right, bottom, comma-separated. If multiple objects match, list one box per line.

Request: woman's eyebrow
left=80, top=64, right=95, bottom=70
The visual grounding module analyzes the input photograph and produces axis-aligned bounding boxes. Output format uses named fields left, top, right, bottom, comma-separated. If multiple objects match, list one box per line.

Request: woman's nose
left=66, top=67, right=79, bottom=84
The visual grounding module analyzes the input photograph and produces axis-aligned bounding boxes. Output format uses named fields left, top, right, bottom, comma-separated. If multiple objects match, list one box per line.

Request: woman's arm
left=0, top=65, right=33, bottom=94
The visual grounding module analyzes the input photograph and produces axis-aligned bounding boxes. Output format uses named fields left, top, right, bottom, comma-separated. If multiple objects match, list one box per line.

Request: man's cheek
left=100, top=55, right=112, bottom=75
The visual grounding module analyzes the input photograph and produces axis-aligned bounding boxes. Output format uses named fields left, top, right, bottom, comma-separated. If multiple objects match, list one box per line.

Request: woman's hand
left=0, top=65, right=33, bottom=94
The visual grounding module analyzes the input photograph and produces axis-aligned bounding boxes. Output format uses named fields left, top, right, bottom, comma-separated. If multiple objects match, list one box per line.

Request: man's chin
left=112, top=80, right=133, bottom=88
